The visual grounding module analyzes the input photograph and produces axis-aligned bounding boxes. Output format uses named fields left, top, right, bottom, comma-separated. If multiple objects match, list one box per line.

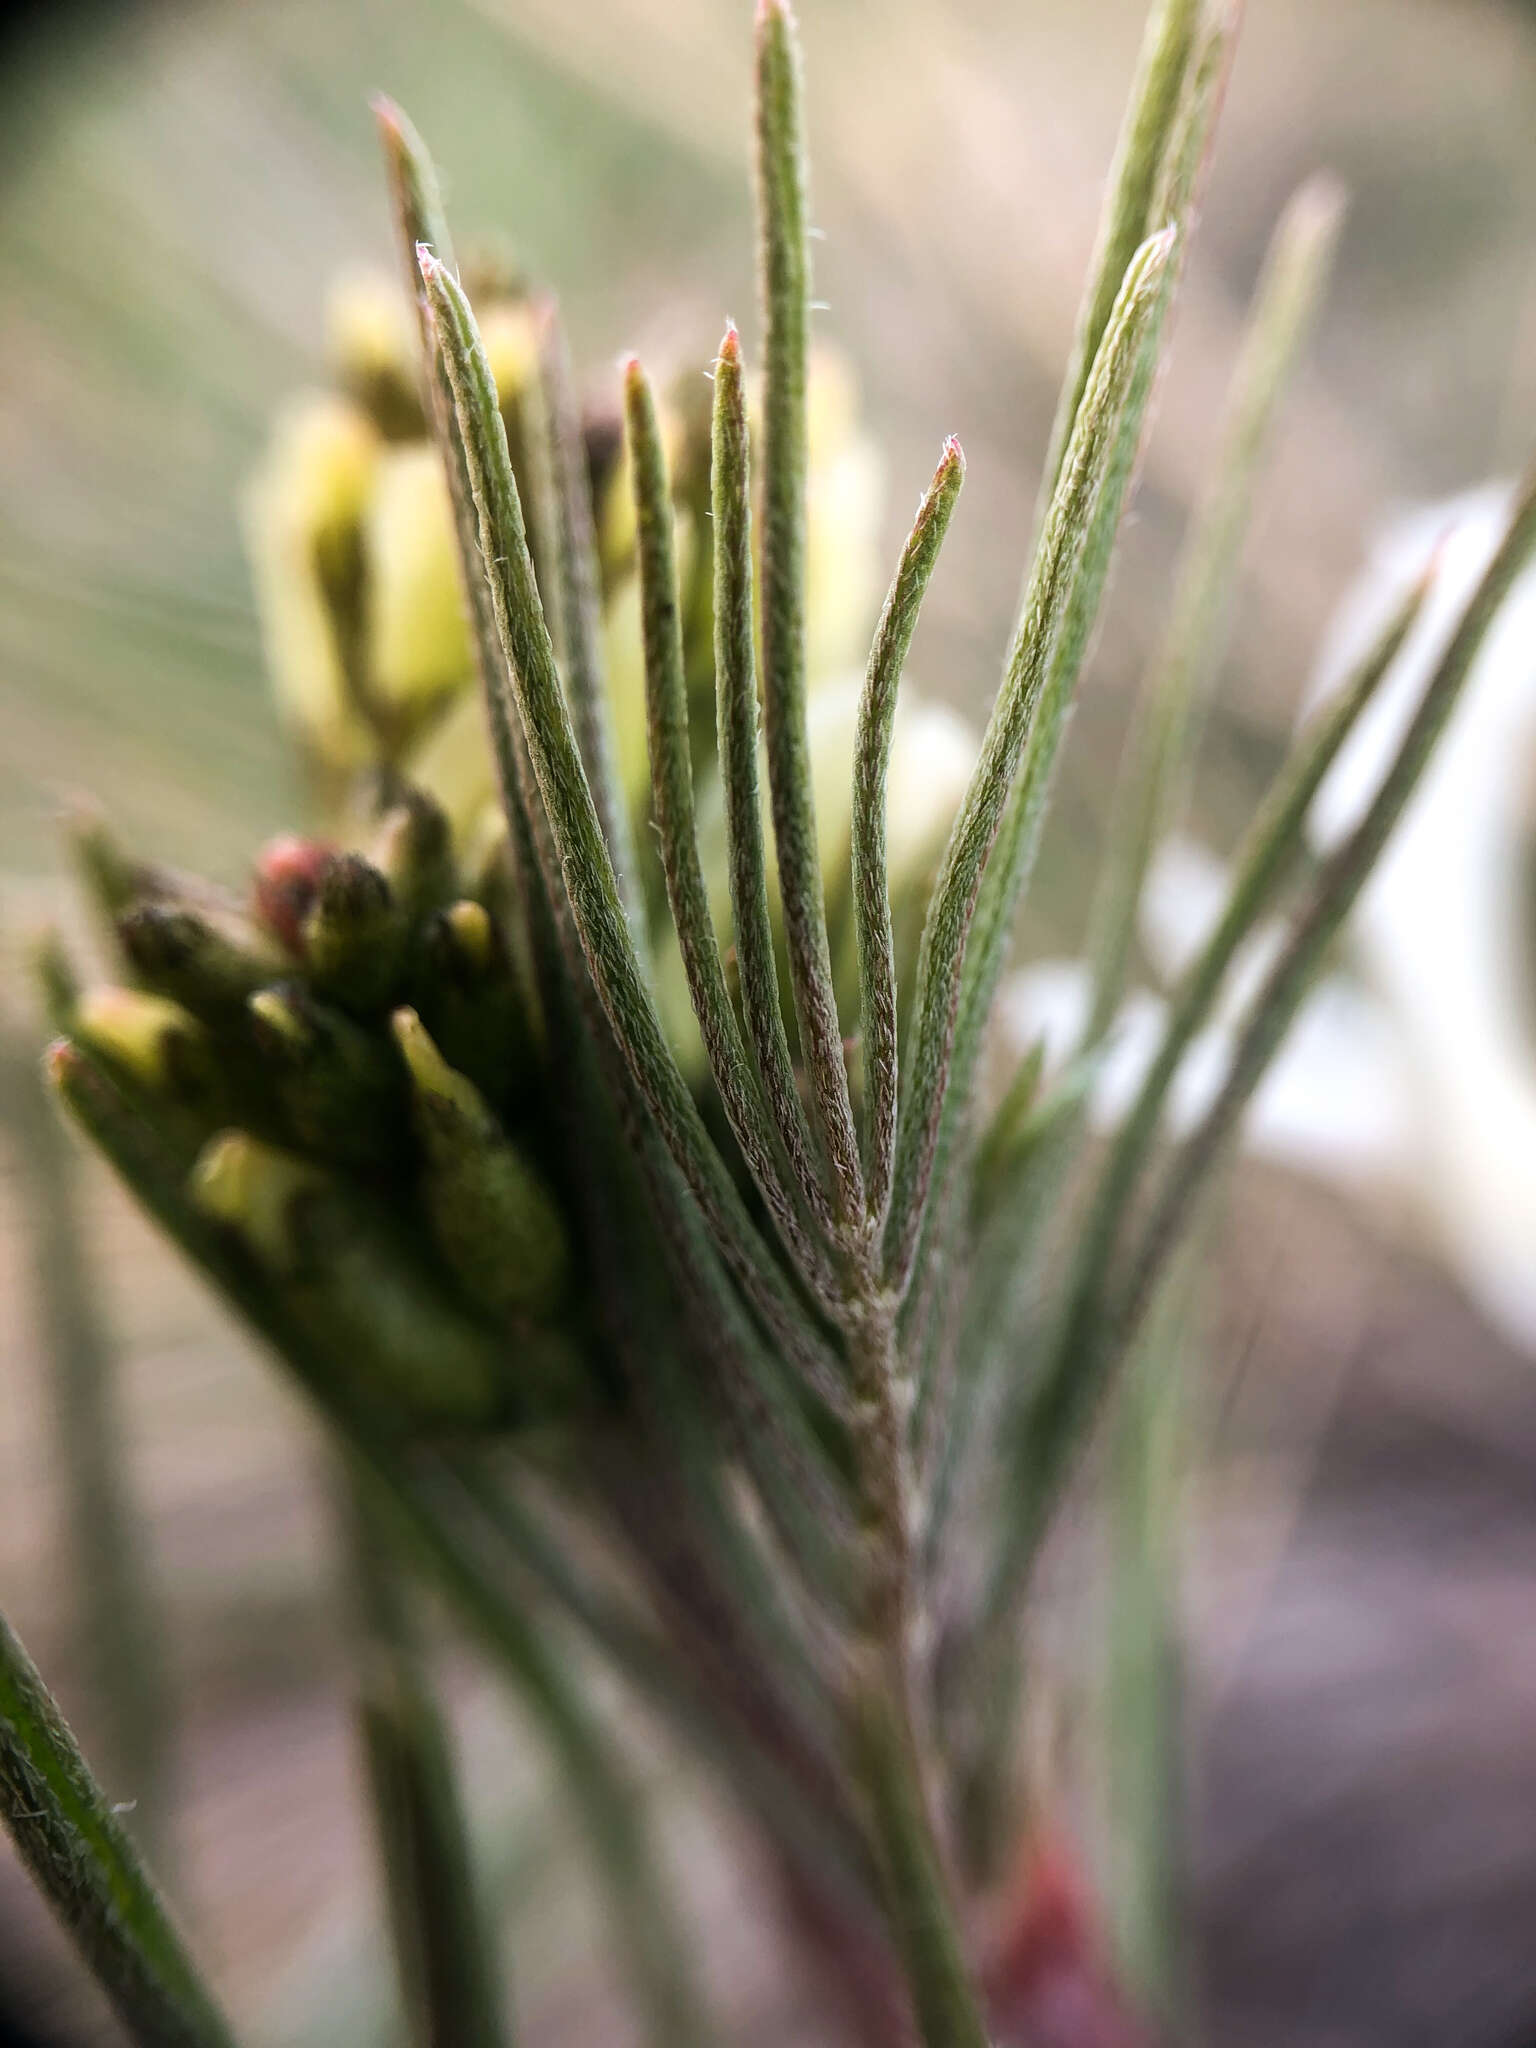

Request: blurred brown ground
left=3, top=1, right=1536, bottom=2042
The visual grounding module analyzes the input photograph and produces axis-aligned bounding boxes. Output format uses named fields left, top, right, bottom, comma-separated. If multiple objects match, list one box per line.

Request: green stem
left=843, top=1294, right=991, bottom=2048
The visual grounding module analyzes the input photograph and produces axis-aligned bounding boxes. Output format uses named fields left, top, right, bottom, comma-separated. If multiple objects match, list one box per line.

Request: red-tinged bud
left=253, top=835, right=338, bottom=953
left=982, top=1828, right=1149, bottom=2048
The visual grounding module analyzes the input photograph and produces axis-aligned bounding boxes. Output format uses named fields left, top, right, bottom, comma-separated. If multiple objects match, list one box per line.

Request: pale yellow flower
left=244, top=392, right=380, bottom=770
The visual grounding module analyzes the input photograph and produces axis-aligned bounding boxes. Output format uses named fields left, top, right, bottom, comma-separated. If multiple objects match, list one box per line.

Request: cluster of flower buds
left=52, top=788, right=583, bottom=1437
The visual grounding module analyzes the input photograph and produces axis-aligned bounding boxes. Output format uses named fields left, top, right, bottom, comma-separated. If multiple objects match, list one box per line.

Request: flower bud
left=252, top=834, right=338, bottom=954
left=32, top=927, right=80, bottom=1037
left=370, top=786, right=454, bottom=923
left=410, top=899, right=535, bottom=1110
left=191, top=1127, right=319, bottom=1269
left=68, top=807, right=168, bottom=925
left=301, top=853, right=404, bottom=1014
left=118, top=903, right=282, bottom=1026
left=325, top=269, right=422, bottom=440
left=248, top=984, right=407, bottom=1168
left=245, top=392, right=380, bottom=771
left=191, top=1130, right=511, bottom=1430
left=74, top=986, right=210, bottom=1095
left=393, top=1008, right=569, bottom=1321
left=71, top=986, right=225, bottom=1151
left=361, top=442, right=472, bottom=719
left=399, top=689, right=496, bottom=852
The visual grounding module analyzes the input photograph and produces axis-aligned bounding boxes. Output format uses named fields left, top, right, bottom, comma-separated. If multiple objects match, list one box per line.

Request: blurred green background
left=3, top=2, right=1536, bottom=2043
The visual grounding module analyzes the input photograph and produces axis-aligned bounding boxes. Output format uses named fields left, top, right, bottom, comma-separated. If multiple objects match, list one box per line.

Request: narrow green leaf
left=1060, top=566, right=1429, bottom=1394
left=1040, top=0, right=1239, bottom=725
left=853, top=437, right=965, bottom=1229
left=371, top=1495, right=712, bottom=2048
left=1103, top=1252, right=1194, bottom=2023
left=0, top=1597, right=236, bottom=2048
left=7, top=1035, right=174, bottom=1878
left=508, top=311, right=568, bottom=671
left=625, top=353, right=841, bottom=1306
left=1114, top=465, right=1536, bottom=1348
left=755, top=0, right=866, bottom=1231
left=539, top=309, right=645, bottom=937
left=982, top=463, right=1536, bottom=1681
left=374, top=101, right=550, bottom=976
left=922, top=0, right=1241, bottom=1245
left=416, top=248, right=849, bottom=1411
left=955, top=561, right=1432, bottom=1845
left=884, top=226, right=1178, bottom=1294
left=1087, top=171, right=1346, bottom=1036
left=343, top=1475, right=511, bottom=2048
left=1038, top=0, right=1203, bottom=508
left=373, top=95, right=457, bottom=281
left=710, top=322, right=836, bottom=1244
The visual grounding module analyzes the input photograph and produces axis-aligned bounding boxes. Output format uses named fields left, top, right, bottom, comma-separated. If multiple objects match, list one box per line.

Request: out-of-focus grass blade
left=1086, top=171, right=1345, bottom=1037
left=0, top=1595, right=236, bottom=2048
left=884, top=226, right=1176, bottom=1297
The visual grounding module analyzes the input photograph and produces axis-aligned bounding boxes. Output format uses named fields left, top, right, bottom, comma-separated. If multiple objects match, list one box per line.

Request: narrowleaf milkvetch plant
left=7, top=0, right=1536, bottom=2042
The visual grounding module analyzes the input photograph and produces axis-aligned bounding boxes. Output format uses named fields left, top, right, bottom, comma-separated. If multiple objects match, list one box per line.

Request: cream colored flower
left=244, top=392, right=380, bottom=770
left=362, top=442, right=472, bottom=715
